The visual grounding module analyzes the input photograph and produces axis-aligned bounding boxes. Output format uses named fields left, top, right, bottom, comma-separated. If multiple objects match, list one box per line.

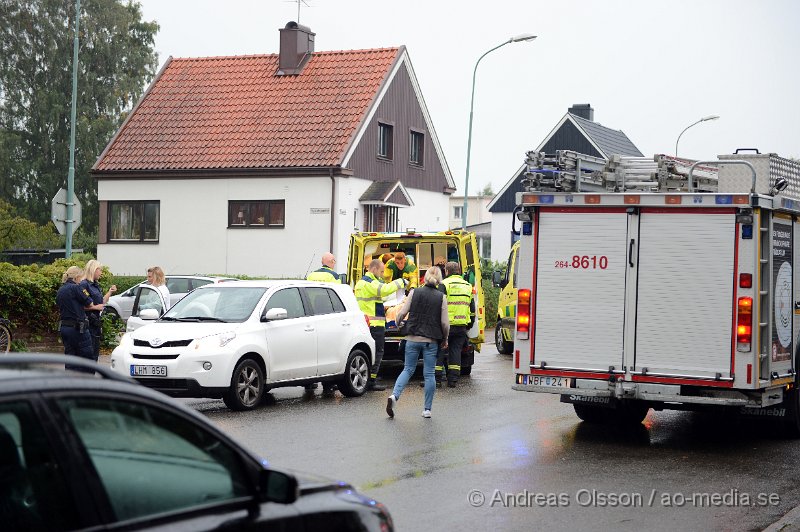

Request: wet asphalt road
left=177, top=335, right=800, bottom=532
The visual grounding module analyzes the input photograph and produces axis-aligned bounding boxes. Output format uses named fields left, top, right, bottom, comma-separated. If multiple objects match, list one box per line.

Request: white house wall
left=331, top=176, right=449, bottom=267
left=98, top=176, right=449, bottom=278
left=98, top=177, right=332, bottom=278
left=491, top=212, right=514, bottom=262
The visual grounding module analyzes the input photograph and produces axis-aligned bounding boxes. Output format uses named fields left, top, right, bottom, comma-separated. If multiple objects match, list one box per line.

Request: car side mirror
left=258, top=469, right=299, bottom=504
left=492, top=271, right=502, bottom=287
left=262, top=308, right=288, bottom=322
left=140, top=308, right=160, bottom=320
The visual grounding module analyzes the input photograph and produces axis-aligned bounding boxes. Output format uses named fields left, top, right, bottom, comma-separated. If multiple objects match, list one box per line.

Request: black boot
left=366, top=380, right=386, bottom=392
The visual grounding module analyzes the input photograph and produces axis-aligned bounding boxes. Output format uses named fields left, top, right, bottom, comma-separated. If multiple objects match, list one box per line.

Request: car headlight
left=219, top=331, right=236, bottom=347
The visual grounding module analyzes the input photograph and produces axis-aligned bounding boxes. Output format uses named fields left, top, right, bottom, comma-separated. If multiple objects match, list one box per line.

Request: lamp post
left=675, top=115, right=719, bottom=158
left=462, top=34, right=537, bottom=229
left=66, top=0, right=82, bottom=257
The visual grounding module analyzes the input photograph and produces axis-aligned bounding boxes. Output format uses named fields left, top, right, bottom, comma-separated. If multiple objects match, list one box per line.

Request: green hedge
left=483, top=285, right=500, bottom=329
left=0, top=256, right=122, bottom=350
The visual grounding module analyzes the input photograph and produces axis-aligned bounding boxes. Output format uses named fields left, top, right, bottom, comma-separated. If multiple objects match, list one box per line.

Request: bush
left=100, top=313, right=124, bottom=349
left=0, top=258, right=118, bottom=345
left=483, top=285, right=500, bottom=329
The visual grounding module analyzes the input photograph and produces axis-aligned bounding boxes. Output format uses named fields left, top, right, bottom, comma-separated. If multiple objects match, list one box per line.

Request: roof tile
left=94, top=49, right=400, bottom=172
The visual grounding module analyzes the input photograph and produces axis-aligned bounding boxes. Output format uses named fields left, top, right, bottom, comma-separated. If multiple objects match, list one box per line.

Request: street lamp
left=66, top=0, right=82, bottom=257
left=462, top=33, right=537, bottom=229
left=675, top=115, right=719, bottom=158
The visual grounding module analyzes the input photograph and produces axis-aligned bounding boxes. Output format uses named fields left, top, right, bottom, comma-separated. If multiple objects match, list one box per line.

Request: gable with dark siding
left=346, top=62, right=449, bottom=194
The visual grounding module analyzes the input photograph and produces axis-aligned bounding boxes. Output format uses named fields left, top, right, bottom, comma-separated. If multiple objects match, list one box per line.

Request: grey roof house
left=488, top=104, right=642, bottom=213
left=487, top=104, right=643, bottom=261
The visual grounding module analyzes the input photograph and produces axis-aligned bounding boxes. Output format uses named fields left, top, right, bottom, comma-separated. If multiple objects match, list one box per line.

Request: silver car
left=104, top=276, right=238, bottom=321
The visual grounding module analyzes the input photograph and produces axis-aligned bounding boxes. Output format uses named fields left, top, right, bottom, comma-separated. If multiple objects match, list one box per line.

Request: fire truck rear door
left=533, top=208, right=630, bottom=372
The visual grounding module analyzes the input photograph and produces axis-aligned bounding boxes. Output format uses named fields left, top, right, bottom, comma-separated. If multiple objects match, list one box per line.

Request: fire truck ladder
left=523, top=151, right=720, bottom=193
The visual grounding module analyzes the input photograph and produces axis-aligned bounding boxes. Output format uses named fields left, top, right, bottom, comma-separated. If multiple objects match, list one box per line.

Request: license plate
left=131, top=365, right=167, bottom=377
left=527, top=375, right=571, bottom=388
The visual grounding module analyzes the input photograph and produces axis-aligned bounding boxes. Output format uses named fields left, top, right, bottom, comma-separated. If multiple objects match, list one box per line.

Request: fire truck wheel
left=573, top=404, right=608, bottom=423
left=782, top=387, right=800, bottom=438
left=614, top=403, right=650, bottom=425
left=494, top=323, right=513, bottom=355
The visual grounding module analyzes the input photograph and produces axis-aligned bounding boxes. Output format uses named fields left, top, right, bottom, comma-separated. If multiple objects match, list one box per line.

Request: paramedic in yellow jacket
left=383, top=251, right=418, bottom=290
left=436, top=261, right=475, bottom=388
left=356, top=259, right=408, bottom=391
left=306, top=252, right=339, bottom=283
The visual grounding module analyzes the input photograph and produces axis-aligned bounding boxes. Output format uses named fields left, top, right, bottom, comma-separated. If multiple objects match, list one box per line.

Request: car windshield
left=162, top=287, right=267, bottom=323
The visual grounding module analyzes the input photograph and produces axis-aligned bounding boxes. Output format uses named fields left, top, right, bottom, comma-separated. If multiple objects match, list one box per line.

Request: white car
left=105, top=275, right=238, bottom=322
left=110, top=280, right=375, bottom=411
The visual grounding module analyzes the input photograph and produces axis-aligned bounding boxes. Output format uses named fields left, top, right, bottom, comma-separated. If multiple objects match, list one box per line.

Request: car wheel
left=0, top=323, right=11, bottom=353
left=460, top=365, right=472, bottom=376
left=338, top=349, right=370, bottom=397
left=495, top=322, right=513, bottom=354
left=223, top=358, right=265, bottom=411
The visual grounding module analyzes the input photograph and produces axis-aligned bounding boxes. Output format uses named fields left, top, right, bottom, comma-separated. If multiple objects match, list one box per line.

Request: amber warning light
left=517, top=289, right=531, bottom=340
left=737, top=297, right=752, bottom=352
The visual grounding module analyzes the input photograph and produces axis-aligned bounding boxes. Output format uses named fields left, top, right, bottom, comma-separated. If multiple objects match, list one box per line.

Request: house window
left=409, top=130, right=424, bottom=166
left=109, top=201, right=159, bottom=242
left=228, top=200, right=285, bottom=228
left=378, top=123, right=393, bottom=160
left=453, top=205, right=463, bottom=220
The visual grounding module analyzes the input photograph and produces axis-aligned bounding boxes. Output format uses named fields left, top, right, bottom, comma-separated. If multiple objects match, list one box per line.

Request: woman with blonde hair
left=385, top=267, right=449, bottom=419
left=80, top=260, right=117, bottom=362
left=147, top=266, right=171, bottom=310
left=57, top=266, right=103, bottom=372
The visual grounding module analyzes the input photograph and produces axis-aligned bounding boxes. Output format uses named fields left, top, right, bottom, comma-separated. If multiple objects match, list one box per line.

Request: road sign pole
left=66, top=0, right=81, bottom=258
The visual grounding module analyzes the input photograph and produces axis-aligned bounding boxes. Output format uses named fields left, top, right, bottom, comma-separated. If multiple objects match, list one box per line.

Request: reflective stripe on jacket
left=442, top=275, right=474, bottom=326
left=355, top=273, right=404, bottom=327
left=306, top=267, right=339, bottom=283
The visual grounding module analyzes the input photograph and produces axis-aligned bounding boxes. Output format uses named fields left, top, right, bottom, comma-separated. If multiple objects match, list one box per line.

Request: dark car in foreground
left=0, top=355, right=393, bottom=531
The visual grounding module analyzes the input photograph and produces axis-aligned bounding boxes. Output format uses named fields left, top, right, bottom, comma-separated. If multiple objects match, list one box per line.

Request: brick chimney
left=277, top=21, right=315, bottom=75
left=569, top=103, right=594, bottom=121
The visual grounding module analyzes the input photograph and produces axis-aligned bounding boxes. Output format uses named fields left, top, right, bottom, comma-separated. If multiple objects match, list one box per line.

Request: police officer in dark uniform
left=57, top=266, right=103, bottom=372
left=80, top=260, right=116, bottom=362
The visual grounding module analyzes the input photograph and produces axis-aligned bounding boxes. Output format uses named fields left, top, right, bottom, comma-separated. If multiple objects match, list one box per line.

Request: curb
left=764, top=505, right=800, bottom=532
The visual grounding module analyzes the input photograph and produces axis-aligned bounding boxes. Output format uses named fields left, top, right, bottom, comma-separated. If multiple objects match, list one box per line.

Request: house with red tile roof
left=92, top=22, right=454, bottom=277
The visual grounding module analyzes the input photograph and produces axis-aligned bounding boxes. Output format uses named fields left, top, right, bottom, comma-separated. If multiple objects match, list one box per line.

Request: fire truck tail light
left=517, top=289, right=531, bottom=340
left=737, top=297, right=752, bottom=352
left=739, top=273, right=752, bottom=288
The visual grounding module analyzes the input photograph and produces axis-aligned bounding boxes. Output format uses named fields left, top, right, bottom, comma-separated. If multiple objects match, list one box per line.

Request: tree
left=0, top=0, right=159, bottom=233
left=0, top=199, right=60, bottom=251
left=478, top=183, right=494, bottom=197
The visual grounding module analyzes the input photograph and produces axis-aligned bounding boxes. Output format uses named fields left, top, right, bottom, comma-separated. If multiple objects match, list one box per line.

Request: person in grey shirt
left=385, top=267, right=449, bottom=419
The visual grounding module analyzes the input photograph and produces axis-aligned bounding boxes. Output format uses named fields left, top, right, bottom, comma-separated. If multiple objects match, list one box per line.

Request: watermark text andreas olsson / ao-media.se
left=467, top=489, right=780, bottom=508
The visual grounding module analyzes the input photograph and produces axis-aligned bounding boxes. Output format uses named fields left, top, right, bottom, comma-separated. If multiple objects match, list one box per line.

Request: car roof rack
left=0, top=354, right=132, bottom=383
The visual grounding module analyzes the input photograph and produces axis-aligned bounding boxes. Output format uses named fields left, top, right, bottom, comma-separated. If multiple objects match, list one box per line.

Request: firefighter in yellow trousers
left=306, top=252, right=339, bottom=283
left=436, top=262, right=475, bottom=387
left=356, top=259, right=408, bottom=391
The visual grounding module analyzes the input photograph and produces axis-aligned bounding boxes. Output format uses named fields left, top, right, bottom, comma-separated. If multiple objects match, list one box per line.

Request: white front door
left=262, top=287, right=317, bottom=381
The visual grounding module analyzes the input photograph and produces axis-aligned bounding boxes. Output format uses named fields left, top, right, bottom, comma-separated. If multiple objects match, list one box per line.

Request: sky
left=135, top=0, right=800, bottom=196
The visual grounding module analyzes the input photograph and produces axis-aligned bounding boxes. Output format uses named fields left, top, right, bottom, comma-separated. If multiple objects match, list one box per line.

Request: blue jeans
left=392, top=340, right=438, bottom=411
